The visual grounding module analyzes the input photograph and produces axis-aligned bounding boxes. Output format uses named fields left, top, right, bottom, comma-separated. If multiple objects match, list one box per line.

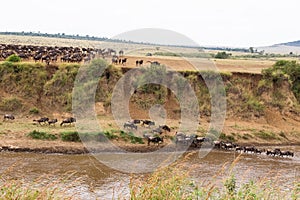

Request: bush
left=214, top=51, right=231, bottom=59
left=6, top=54, right=21, bottom=62
left=29, top=107, right=39, bottom=114
left=60, top=131, right=81, bottom=142
left=120, top=131, right=144, bottom=144
left=28, top=130, right=57, bottom=140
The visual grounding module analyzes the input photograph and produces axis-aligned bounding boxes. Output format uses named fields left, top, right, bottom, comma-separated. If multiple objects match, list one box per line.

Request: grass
left=60, top=131, right=81, bottom=142
left=129, top=154, right=299, bottom=200
left=119, top=131, right=144, bottom=144
left=28, top=130, right=57, bottom=140
left=253, top=130, right=278, bottom=140
left=0, top=165, right=76, bottom=200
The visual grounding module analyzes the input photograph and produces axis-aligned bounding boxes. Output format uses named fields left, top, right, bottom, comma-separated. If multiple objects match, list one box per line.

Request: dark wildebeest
left=123, top=121, right=137, bottom=130
left=136, top=60, right=143, bottom=66
left=279, top=150, right=294, bottom=157
left=235, top=146, right=243, bottom=152
left=48, top=119, right=58, bottom=126
left=112, top=57, right=118, bottom=65
left=121, top=58, right=127, bottom=65
left=3, top=114, right=15, bottom=121
left=142, top=120, right=155, bottom=128
left=60, top=117, right=76, bottom=126
left=243, top=146, right=256, bottom=153
left=266, top=148, right=281, bottom=156
left=33, top=117, right=49, bottom=125
left=147, top=136, right=164, bottom=146
left=221, top=142, right=234, bottom=150
left=132, top=119, right=142, bottom=125
left=147, top=61, right=160, bottom=66
left=159, top=125, right=171, bottom=132
left=254, top=148, right=265, bottom=154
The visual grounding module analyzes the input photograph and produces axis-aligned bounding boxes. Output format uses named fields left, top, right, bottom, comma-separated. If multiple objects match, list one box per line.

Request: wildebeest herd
left=2, top=114, right=296, bottom=157
left=123, top=119, right=295, bottom=157
left=3, top=114, right=76, bottom=126
left=0, top=43, right=118, bottom=65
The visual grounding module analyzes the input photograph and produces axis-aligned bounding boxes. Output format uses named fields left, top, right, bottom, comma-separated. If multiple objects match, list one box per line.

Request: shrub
left=6, top=54, right=21, bottom=62
left=29, top=107, right=39, bottom=114
left=60, top=131, right=81, bottom=142
left=28, top=130, right=57, bottom=140
left=120, top=131, right=144, bottom=144
left=214, top=51, right=231, bottom=59
left=253, top=130, right=277, bottom=140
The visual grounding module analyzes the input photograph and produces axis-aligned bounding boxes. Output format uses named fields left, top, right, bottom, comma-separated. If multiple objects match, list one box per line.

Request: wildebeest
left=279, top=150, right=294, bottom=157
left=254, top=148, right=265, bottom=154
left=235, top=146, right=243, bottom=152
left=142, top=120, right=155, bottom=127
left=60, top=117, right=76, bottom=126
left=112, top=56, right=118, bottom=65
left=147, top=136, right=164, bottom=146
left=266, top=148, right=281, bottom=156
left=159, top=125, right=171, bottom=132
left=243, top=146, right=256, bottom=153
left=147, top=61, right=160, bottom=66
left=33, top=117, right=49, bottom=125
left=120, top=58, right=127, bottom=65
left=3, top=114, right=15, bottom=121
left=124, top=121, right=137, bottom=130
left=132, top=119, right=142, bottom=124
left=221, top=142, right=235, bottom=150
left=48, top=119, right=58, bottom=126
left=136, top=60, right=143, bottom=66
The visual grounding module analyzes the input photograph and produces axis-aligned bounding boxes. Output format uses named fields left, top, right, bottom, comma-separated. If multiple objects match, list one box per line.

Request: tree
left=214, top=52, right=231, bottom=59
left=249, top=47, right=254, bottom=53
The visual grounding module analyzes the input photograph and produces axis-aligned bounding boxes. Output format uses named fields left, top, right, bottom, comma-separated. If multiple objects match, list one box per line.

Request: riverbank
left=1, top=137, right=299, bottom=155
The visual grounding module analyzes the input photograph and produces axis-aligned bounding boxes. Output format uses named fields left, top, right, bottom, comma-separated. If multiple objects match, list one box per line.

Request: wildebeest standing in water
left=147, top=136, right=164, bottom=146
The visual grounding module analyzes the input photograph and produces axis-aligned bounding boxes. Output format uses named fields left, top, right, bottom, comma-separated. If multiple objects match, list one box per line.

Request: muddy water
left=0, top=146, right=299, bottom=199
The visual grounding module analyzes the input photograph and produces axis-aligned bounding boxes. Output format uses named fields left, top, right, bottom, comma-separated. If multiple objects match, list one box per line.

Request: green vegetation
left=262, top=60, right=300, bottom=102
left=153, top=51, right=212, bottom=58
left=253, top=130, right=278, bottom=140
left=214, top=51, right=232, bottom=59
left=120, top=131, right=144, bottom=144
left=220, top=133, right=236, bottom=142
left=28, top=130, right=57, bottom=140
left=29, top=107, right=40, bottom=114
left=6, top=54, right=21, bottom=62
left=60, top=131, right=81, bottom=142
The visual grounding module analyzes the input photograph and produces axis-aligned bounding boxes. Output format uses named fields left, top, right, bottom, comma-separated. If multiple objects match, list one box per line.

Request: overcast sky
left=0, top=0, right=299, bottom=47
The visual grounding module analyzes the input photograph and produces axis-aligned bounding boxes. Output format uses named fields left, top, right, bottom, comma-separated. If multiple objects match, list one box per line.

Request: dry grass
left=0, top=163, right=78, bottom=199
left=129, top=154, right=299, bottom=200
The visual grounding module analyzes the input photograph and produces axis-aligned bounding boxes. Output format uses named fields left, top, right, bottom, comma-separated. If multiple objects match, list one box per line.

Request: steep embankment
left=0, top=60, right=300, bottom=145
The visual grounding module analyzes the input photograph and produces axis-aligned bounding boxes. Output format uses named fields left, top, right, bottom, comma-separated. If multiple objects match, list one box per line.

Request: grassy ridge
left=0, top=59, right=299, bottom=119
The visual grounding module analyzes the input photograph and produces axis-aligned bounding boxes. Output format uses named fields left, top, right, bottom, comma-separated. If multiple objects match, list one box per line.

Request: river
left=0, top=145, right=299, bottom=199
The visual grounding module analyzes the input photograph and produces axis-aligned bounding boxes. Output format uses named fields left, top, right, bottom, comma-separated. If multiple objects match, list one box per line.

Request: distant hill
left=257, top=40, right=300, bottom=54
left=277, top=40, right=300, bottom=47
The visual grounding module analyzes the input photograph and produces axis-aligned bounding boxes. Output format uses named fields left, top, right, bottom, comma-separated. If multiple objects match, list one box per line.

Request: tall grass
left=0, top=165, right=76, bottom=199
left=129, top=154, right=299, bottom=200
